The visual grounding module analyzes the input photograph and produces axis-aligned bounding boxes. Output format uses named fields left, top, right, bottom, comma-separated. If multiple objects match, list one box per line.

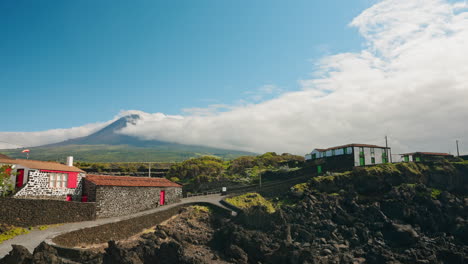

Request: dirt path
left=0, top=194, right=230, bottom=258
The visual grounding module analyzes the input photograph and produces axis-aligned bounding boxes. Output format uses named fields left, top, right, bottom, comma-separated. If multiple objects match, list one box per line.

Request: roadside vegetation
left=0, top=224, right=30, bottom=244
left=75, top=161, right=174, bottom=175
left=0, top=224, right=61, bottom=244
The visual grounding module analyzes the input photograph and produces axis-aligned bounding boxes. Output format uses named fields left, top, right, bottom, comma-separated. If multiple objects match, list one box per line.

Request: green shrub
left=0, top=227, right=30, bottom=244
left=226, top=192, right=276, bottom=213
left=431, top=188, right=442, bottom=199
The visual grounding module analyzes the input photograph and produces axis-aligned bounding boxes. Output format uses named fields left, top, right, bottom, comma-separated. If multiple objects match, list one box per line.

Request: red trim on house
left=16, top=169, right=24, bottom=188
left=67, top=172, right=78, bottom=188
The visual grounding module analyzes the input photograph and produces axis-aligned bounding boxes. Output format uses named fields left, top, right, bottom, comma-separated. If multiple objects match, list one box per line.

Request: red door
left=160, top=190, right=165, bottom=205
left=16, top=169, right=24, bottom=188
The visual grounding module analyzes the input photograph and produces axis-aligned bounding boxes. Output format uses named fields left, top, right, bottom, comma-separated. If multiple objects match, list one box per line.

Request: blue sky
left=2, top=0, right=467, bottom=155
left=1, top=0, right=372, bottom=131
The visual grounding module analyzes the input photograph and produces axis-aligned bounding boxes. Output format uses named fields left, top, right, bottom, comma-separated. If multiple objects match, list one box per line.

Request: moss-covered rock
left=225, top=193, right=275, bottom=214
left=310, top=162, right=468, bottom=195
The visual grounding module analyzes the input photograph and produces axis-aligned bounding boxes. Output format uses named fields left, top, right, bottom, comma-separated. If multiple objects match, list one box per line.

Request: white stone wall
left=14, top=170, right=84, bottom=200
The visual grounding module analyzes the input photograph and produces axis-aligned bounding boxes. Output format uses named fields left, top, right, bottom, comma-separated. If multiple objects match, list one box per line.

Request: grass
left=0, top=226, right=30, bottom=244
left=225, top=192, right=276, bottom=213
left=291, top=183, right=308, bottom=193
left=0, top=144, right=254, bottom=162
left=191, top=205, right=211, bottom=213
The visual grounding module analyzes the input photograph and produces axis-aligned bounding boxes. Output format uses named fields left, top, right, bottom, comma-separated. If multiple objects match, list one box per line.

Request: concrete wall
left=0, top=198, right=96, bottom=227
left=94, top=185, right=182, bottom=218
left=14, top=170, right=84, bottom=201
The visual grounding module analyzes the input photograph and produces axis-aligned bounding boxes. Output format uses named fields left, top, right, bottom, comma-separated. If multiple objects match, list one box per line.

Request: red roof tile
left=0, top=158, right=84, bottom=172
left=86, top=175, right=182, bottom=188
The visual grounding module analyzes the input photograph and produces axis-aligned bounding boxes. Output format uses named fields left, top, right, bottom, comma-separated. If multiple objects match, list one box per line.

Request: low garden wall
left=0, top=198, right=96, bottom=227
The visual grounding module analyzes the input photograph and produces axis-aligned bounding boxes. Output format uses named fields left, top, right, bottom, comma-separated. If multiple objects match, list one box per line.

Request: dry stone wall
left=14, top=171, right=84, bottom=201
left=95, top=186, right=182, bottom=218
left=0, top=198, right=96, bottom=227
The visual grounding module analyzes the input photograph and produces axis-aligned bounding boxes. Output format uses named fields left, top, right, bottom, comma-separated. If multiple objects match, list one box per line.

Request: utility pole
left=148, top=162, right=151, bottom=178
left=456, top=140, right=460, bottom=157
left=385, top=136, right=391, bottom=163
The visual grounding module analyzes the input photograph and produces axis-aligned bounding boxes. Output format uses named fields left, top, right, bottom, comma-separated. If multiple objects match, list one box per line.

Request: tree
left=0, top=165, right=14, bottom=197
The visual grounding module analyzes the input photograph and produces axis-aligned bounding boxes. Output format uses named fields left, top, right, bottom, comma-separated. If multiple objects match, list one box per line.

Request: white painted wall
left=354, top=146, right=389, bottom=167
left=353, top=147, right=361, bottom=166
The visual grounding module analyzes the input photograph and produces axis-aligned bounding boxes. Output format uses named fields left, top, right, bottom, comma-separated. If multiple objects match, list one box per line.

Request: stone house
left=305, top=143, right=391, bottom=174
left=82, top=175, right=182, bottom=218
left=0, top=156, right=85, bottom=200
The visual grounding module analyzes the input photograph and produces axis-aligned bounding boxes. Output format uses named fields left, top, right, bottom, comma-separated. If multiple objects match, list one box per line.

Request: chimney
left=66, top=156, right=74, bottom=167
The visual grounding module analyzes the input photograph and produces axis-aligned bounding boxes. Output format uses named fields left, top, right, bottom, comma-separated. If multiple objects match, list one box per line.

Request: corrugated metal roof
left=0, top=158, right=84, bottom=172
left=86, top=174, right=182, bottom=188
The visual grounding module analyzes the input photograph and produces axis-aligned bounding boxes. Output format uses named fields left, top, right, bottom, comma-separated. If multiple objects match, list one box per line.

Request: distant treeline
left=75, top=152, right=305, bottom=184
left=165, top=152, right=305, bottom=185
left=75, top=162, right=174, bottom=175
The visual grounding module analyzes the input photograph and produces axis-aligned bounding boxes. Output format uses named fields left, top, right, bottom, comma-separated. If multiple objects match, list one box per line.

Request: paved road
left=0, top=194, right=230, bottom=258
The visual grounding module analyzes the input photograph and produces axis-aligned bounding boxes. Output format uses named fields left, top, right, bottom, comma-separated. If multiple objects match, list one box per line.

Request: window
left=49, top=172, right=68, bottom=188
left=404, top=155, right=409, bottom=162
left=359, top=147, right=364, bottom=152
left=332, top=150, right=335, bottom=156
left=371, top=157, right=375, bottom=164
left=415, top=156, right=421, bottom=162
left=370, top=148, right=375, bottom=154
left=312, top=153, right=316, bottom=159
left=343, top=148, right=347, bottom=154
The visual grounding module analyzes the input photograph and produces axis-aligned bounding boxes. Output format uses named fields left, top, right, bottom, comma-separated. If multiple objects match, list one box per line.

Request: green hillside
left=0, top=144, right=255, bottom=162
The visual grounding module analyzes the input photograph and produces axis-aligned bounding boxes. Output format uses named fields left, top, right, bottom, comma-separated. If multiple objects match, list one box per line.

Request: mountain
left=0, top=114, right=255, bottom=162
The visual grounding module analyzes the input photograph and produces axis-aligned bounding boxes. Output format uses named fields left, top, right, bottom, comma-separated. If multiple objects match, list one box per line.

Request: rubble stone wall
left=0, top=198, right=96, bottom=227
left=95, top=186, right=182, bottom=218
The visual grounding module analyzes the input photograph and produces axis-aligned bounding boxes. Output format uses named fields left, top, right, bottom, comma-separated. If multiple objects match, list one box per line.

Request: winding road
left=0, top=194, right=231, bottom=258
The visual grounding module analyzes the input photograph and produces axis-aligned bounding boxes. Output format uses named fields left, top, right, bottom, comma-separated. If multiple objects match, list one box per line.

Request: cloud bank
left=0, top=121, right=113, bottom=149
left=2, top=0, right=468, bottom=155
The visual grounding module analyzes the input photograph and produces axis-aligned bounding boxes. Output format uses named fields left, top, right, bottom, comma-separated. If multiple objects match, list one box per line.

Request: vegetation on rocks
left=226, top=193, right=276, bottom=213
left=310, top=161, right=467, bottom=195
left=0, top=224, right=30, bottom=244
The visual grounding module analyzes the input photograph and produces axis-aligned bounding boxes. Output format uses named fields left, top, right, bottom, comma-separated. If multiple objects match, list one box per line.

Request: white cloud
left=2, top=0, right=468, bottom=156
left=0, top=120, right=114, bottom=149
